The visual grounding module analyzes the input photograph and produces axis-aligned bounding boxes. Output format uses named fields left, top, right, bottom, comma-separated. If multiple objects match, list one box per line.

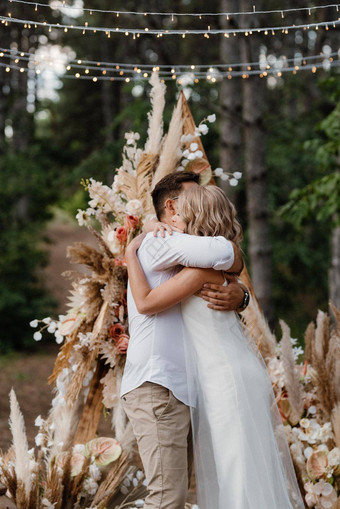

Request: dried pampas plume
left=241, top=295, right=277, bottom=362
left=152, top=93, right=183, bottom=186
left=332, top=403, right=340, bottom=448
left=145, top=72, right=166, bottom=155
left=280, top=320, right=304, bottom=420
left=9, top=388, right=32, bottom=500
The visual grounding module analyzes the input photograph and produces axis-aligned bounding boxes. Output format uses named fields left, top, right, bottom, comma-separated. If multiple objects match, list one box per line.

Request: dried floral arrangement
left=0, top=72, right=339, bottom=509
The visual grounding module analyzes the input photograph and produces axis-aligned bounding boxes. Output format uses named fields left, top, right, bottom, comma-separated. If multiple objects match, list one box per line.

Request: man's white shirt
left=120, top=231, right=235, bottom=405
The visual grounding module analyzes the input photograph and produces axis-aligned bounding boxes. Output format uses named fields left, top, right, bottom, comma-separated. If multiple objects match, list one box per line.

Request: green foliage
left=280, top=173, right=340, bottom=228
left=0, top=148, right=58, bottom=352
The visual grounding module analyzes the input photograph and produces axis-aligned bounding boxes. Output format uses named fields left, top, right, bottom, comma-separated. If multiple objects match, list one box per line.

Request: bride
left=126, top=185, right=305, bottom=509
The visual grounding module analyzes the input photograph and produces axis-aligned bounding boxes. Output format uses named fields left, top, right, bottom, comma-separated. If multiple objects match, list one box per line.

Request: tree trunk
left=100, top=35, right=114, bottom=145
left=329, top=225, right=340, bottom=308
left=219, top=0, right=243, bottom=182
left=240, top=0, right=273, bottom=323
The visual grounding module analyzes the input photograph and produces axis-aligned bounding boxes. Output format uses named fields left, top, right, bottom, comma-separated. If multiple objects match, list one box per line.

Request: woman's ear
left=164, top=198, right=177, bottom=215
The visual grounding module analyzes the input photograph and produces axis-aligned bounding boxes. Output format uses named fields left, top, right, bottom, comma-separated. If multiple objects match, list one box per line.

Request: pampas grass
left=152, top=94, right=183, bottom=186
left=280, top=320, right=304, bottom=420
left=8, top=389, right=32, bottom=502
left=332, top=403, right=340, bottom=448
left=241, top=295, right=277, bottom=362
left=304, top=321, right=315, bottom=364
left=145, top=72, right=166, bottom=155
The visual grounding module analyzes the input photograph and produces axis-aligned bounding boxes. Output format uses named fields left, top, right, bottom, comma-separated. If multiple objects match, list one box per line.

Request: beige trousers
left=121, top=382, right=192, bottom=509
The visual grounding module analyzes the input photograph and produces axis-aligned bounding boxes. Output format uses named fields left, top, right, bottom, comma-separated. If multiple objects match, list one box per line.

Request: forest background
left=1, top=0, right=340, bottom=355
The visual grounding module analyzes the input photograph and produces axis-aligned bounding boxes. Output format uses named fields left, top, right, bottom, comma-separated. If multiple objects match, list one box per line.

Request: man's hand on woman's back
left=198, top=275, right=247, bottom=312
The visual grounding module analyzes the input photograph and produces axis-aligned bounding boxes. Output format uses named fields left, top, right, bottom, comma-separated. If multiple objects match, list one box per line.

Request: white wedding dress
left=181, top=293, right=305, bottom=509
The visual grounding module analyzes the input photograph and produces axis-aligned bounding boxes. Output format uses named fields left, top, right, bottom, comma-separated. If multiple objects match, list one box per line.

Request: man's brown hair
left=151, top=171, right=200, bottom=219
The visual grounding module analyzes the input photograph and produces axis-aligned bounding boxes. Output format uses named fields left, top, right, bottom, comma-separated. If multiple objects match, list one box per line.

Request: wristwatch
left=239, top=289, right=250, bottom=311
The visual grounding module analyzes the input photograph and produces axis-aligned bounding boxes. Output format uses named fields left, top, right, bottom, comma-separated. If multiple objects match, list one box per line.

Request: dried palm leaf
left=87, top=225, right=116, bottom=260
left=1, top=462, right=18, bottom=502
left=280, top=320, right=304, bottom=420
left=181, top=90, right=214, bottom=186
left=152, top=94, right=183, bottom=186
left=67, top=242, right=106, bottom=274
left=115, top=170, right=138, bottom=202
left=91, top=451, right=130, bottom=508
left=136, top=153, right=158, bottom=216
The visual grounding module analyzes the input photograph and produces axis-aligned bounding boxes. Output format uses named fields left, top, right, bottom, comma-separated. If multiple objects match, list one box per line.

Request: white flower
left=135, top=500, right=145, bottom=508
left=190, top=142, right=198, bottom=151
left=120, top=485, right=129, bottom=495
left=198, top=124, right=209, bottom=135
left=55, top=332, right=64, bottom=345
left=328, top=447, right=340, bottom=466
left=233, top=171, right=242, bottom=179
left=126, top=199, right=143, bottom=216
left=35, top=433, right=44, bottom=446
left=220, top=174, right=229, bottom=181
left=182, top=149, right=190, bottom=158
left=47, top=323, right=57, bottom=333
left=30, top=319, right=38, bottom=328
left=308, top=406, right=317, bottom=415
left=35, top=415, right=44, bottom=427
left=136, top=470, right=144, bottom=480
left=182, top=159, right=189, bottom=167
left=194, top=150, right=203, bottom=158
left=214, top=168, right=224, bottom=177
left=293, top=346, right=304, bottom=361
left=304, top=447, right=313, bottom=459
left=181, top=134, right=193, bottom=143
left=207, top=114, right=216, bottom=123
left=125, top=131, right=140, bottom=145
left=33, top=331, right=42, bottom=341
left=76, top=209, right=90, bottom=227
left=89, top=464, right=102, bottom=482
left=73, top=443, right=85, bottom=454
left=187, top=153, right=196, bottom=161
left=300, top=418, right=311, bottom=429
left=83, top=477, right=99, bottom=496
left=42, top=498, right=57, bottom=509
left=229, top=178, right=238, bottom=186
left=42, top=317, right=51, bottom=324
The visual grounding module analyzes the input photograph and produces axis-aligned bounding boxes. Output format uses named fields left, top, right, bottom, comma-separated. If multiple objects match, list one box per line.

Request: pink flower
left=125, top=215, right=139, bottom=230
left=116, top=226, right=128, bottom=244
left=109, top=323, right=125, bottom=339
left=115, top=334, right=129, bottom=354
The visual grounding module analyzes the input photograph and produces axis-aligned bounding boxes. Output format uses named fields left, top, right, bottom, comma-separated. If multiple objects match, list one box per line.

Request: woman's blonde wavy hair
left=177, top=185, right=243, bottom=246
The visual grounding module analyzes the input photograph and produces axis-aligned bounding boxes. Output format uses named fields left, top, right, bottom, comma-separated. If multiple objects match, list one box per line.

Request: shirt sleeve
left=140, top=232, right=234, bottom=271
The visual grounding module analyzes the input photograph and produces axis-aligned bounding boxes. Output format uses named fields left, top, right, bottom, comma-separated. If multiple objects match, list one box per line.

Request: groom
left=121, top=172, right=249, bottom=509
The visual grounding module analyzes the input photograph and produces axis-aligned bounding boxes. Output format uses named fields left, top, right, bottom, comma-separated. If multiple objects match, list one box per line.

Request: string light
left=1, top=58, right=339, bottom=82
left=6, top=0, right=340, bottom=19
left=1, top=46, right=339, bottom=76
left=1, top=14, right=340, bottom=38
